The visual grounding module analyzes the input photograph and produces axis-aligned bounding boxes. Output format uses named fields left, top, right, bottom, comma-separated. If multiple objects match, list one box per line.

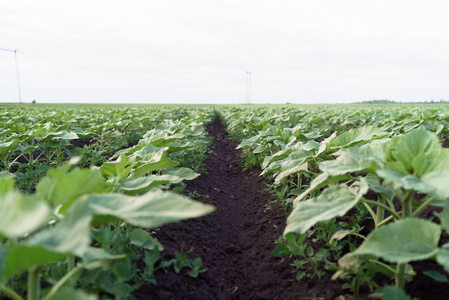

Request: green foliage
left=0, top=105, right=217, bottom=299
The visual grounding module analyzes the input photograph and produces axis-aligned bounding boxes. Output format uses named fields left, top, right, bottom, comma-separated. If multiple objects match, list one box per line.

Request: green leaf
left=421, top=170, right=449, bottom=198
left=26, top=200, right=92, bottom=256
left=423, top=270, right=449, bottom=283
left=351, top=218, right=440, bottom=264
left=329, top=126, right=386, bottom=149
left=166, top=141, right=195, bottom=154
left=130, top=228, right=164, bottom=251
left=0, top=192, right=50, bottom=238
left=438, top=203, right=449, bottom=233
left=1, top=245, right=66, bottom=281
left=389, top=126, right=444, bottom=176
left=285, top=183, right=367, bottom=235
left=86, top=189, right=215, bottom=228
left=79, top=247, right=126, bottom=264
left=320, top=139, right=389, bottom=176
left=36, top=167, right=110, bottom=210
left=49, top=288, right=98, bottom=300
left=100, top=154, right=130, bottom=179
left=274, top=162, right=308, bottom=183
left=383, top=285, right=412, bottom=300
left=436, top=249, right=449, bottom=273
left=0, top=172, right=15, bottom=196
left=0, top=139, right=20, bottom=154
left=131, top=155, right=179, bottom=179
left=294, top=172, right=351, bottom=205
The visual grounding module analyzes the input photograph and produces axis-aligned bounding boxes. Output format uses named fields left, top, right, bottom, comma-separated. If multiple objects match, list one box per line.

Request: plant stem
left=396, top=263, right=406, bottom=289
left=67, top=254, right=76, bottom=287
left=67, top=254, right=75, bottom=271
left=362, top=200, right=401, bottom=220
left=375, top=194, right=386, bottom=227
left=395, top=189, right=414, bottom=290
left=369, top=259, right=397, bottom=276
left=27, top=267, right=40, bottom=300
left=412, top=197, right=436, bottom=218
left=377, top=215, right=395, bottom=227
left=44, top=264, right=83, bottom=300
left=402, top=190, right=414, bottom=218
left=362, top=202, right=377, bottom=223
left=0, top=285, right=24, bottom=300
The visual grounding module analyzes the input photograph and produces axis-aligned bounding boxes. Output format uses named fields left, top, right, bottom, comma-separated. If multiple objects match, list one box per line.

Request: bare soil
left=134, top=117, right=347, bottom=299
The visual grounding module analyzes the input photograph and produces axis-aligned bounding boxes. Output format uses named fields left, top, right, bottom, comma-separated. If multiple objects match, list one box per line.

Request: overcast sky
left=1, top=0, right=449, bottom=104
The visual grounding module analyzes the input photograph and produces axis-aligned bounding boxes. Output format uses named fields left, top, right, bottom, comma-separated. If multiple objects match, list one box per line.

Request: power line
left=0, top=48, right=23, bottom=105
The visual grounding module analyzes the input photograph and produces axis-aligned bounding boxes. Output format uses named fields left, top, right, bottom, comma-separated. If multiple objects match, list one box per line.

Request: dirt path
left=135, top=116, right=341, bottom=300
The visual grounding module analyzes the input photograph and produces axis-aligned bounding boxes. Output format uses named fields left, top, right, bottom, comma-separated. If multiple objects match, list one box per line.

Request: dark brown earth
left=134, top=117, right=348, bottom=300
left=134, top=117, right=449, bottom=300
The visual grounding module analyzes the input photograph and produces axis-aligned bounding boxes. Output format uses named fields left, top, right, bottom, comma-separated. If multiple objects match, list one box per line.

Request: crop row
left=219, top=104, right=449, bottom=299
left=0, top=105, right=216, bottom=299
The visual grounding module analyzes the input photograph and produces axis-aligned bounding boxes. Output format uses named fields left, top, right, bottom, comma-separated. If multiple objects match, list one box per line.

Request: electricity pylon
left=0, top=48, right=23, bottom=105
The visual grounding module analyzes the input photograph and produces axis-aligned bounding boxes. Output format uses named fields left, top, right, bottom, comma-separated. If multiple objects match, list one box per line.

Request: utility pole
left=0, top=48, right=23, bottom=105
left=245, top=71, right=251, bottom=104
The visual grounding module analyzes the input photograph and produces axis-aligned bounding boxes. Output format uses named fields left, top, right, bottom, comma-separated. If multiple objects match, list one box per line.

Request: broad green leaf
left=79, top=247, right=126, bottom=264
left=38, top=131, right=79, bottom=142
left=0, top=139, right=20, bottom=154
left=320, top=139, right=389, bottom=176
left=0, top=192, right=50, bottom=238
left=377, top=168, right=436, bottom=195
left=0, top=172, right=15, bottom=196
left=36, top=167, right=110, bottom=210
left=86, top=190, right=215, bottom=228
left=329, top=229, right=354, bottom=244
left=285, top=183, right=367, bottom=235
left=389, top=126, right=447, bottom=175
left=130, top=228, right=164, bottom=251
left=120, top=168, right=198, bottom=195
left=383, top=285, right=412, bottom=300
left=100, top=154, right=130, bottom=178
left=263, top=149, right=312, bottom=177
left=364, top=173, right=395, bottom=201
left=421, top=170, right=449, bottom=198
left=166, top=141, right=195, bottom=154
left=1, top=245, right=66, bottom=281
left=49, top=288, right=98, bottom=300
left=293, top=173, right=352, bottom=206
left=351, top=218, right=440, bottom=264
left=261, top=148, right=291, bottom=169
left=166, top=167, right=199, bottom=180
left=438, top=203, right=449, bottom=233
left=236, top=135, right=259, bottom=149
left=130, top=144, right=167, bottom=160
left=329, top=126, right=386, bottom=149
left=423, top=270, right=449, bottom=283
left=436, top=249, right=449, bottom=273
left=131, top=154, right=179, bottom=179
left=274, top=162, right=308, bottom=183
left=26, top=200, right=92, bottom=256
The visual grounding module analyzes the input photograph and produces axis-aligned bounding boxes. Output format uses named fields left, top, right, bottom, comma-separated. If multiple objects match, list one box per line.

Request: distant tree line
left=356, top=99, right=447, bottom=104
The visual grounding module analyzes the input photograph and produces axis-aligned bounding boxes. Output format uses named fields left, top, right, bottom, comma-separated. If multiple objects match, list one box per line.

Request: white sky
left=1, top=0, right=449, bottom=104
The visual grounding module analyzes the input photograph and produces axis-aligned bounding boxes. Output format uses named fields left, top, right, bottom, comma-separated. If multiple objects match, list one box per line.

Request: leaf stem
left=369, top=259, right=396, bottom=276
left=376, top=215, right=395, bottom=227
left=0, top=284, right=24, bottom=300
left=402, top=190, right=414, bottom=218
left=27, top=267, right=40, bottom=300
left=44, top=264, right=84, bottom=300
left=411, top=197, right=436, bottom=218
left=396, top=263, right=406, bottom=289
left=361, top=199, right=401, bottom=220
